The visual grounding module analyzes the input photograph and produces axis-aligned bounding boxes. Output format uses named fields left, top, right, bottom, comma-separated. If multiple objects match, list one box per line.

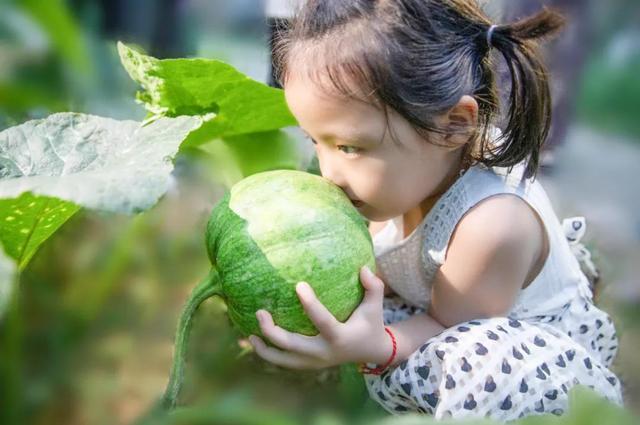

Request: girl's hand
left=248, top=266, right=393, bottom=370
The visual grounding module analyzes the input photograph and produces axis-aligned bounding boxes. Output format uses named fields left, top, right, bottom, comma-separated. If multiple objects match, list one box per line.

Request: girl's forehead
left=285, top=73, right=382, bottom=120
left=285, top=77, right=387, bottom=141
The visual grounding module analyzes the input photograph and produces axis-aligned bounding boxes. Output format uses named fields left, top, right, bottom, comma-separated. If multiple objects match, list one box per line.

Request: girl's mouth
left=350, top=199, right=364, bottom=208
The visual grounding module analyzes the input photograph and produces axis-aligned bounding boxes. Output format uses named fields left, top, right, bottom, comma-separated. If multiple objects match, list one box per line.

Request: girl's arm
left=428, top=194, right=547, bottom=328
left=383, top=195, right=545, bottom=368
left=386, top=312, right=445, bottom=367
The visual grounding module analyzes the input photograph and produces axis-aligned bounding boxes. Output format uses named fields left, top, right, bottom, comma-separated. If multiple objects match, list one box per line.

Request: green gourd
left=162, top=170, right=376, bottom=409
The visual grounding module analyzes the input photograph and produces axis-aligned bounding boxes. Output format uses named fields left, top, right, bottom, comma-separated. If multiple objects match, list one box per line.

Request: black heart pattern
left=487, top=330, right=500, bottom=341
left=401, top=383, right=412, bottom=396
left=475, top=343, right=488, bottom=355
left=534, top=336, right=546, bottom=347
left=502, top=359, right=512, bottom=374
left=416, top=365, right=430, bottom=380
left=513, top=347, right=524, bottom=360
left=461, top=357, right=472, bottom=372
left=484, top=375, right=497, bottom=392
left=464, top=394, right=477, bottom=410
left=509, top=319, right=522, bottom=328
left=423, top=392, right=438, bottom=408
left=519, top=378, right=528, bottom=393
left=500, top=395, right=513, bottom=410
left=545, top=390, right=558, bottom=400
left=445, top=374, right=456, bottom=389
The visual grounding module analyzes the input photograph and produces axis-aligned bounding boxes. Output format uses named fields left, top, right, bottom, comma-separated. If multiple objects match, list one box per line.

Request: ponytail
left=484, top=8, right=565, bottom=178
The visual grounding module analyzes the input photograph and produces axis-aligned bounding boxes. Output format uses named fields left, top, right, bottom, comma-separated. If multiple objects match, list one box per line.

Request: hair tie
left=486, top=24, right=498, bottom=48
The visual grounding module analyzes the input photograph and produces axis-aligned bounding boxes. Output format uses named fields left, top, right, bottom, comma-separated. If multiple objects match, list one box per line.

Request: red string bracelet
left=359, top=327, right=397, bottom=375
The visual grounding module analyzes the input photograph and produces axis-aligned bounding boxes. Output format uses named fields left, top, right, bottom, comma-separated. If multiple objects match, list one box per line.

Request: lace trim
left=374, top=170, right=474, bottom=307
left=420, top=173, right=470, bottom=282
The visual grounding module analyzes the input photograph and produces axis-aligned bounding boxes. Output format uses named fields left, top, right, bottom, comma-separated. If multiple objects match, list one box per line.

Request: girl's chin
left=349, top=200, right=394, bottom=222
left=358, top=206, right=391, bottom=223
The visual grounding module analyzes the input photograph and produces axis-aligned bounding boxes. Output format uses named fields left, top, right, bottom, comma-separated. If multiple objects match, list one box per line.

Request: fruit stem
left=161, top=267, right=222, bottom=410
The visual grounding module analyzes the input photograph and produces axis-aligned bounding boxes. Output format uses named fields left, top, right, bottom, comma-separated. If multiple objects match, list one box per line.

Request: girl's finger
left=360, top=266, right=385, bottom=305
left=295, top=282, right=341, bottom=339
left=256, top=310, right=327, bottom=358
left=249, top=335, right=322, bottom=370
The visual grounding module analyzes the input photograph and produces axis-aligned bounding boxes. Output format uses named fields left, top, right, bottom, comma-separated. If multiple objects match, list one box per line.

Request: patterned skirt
left=363, top=295, right=623, bottom=421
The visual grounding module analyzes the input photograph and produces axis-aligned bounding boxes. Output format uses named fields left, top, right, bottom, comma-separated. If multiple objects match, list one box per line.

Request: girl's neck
left=401, top=158, right=468, bottom=238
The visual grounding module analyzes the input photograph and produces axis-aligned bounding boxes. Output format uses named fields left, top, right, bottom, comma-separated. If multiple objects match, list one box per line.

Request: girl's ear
left=442, top=95, right=479, bottom=148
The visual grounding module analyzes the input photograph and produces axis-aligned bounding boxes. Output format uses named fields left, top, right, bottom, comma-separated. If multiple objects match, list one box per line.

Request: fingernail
left=256, top=311, right=264, bottom=322
left=362, top=266, right=374, bottom=278
left=248, top=335, right=257, bottom=345
left=296, top=282, right=310, bottom=294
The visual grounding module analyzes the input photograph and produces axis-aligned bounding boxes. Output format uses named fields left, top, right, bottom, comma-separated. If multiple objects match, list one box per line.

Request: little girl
left=247, top=0, right=623, bottom=420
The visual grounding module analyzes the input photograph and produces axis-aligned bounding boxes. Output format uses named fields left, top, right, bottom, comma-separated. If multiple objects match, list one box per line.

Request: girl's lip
left=350, top=199, right=364, bottom=207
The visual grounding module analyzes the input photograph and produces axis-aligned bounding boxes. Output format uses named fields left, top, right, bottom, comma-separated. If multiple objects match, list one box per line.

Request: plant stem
left=161, top=267, right=222, bottom=410
left=1, top=271, right=22, bottom=425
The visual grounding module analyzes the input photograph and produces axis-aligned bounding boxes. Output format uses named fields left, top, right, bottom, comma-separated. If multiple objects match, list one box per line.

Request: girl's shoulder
left=430, top=184, right=549, bottom=324
left=447, top=190, right=546, bottom=263
left=425, top=162, right=551, bottom=276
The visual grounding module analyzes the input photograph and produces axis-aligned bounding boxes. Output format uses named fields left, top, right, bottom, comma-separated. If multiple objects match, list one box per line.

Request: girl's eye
left=338, top=145, right=361, bottom=155
left=304, top=135, right=360, bottom=155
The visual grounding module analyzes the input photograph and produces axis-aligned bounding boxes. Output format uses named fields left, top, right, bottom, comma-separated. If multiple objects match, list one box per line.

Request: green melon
left=162, top=170, right=375, bottom=409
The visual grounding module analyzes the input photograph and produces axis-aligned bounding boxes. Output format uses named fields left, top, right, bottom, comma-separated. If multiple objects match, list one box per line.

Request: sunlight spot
left=20, top=228, right=30, bottom=234
left=28, top=202, right=36, bottom=208
left=5, top=216, right=15, bottom=222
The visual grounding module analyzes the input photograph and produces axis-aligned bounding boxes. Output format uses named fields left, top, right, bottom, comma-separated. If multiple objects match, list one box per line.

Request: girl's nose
left=318, top=155, right=347, bottom=189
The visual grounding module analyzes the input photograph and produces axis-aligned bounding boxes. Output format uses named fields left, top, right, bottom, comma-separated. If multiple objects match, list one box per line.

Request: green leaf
left=197, top=130, right=301, bottom=186
left=117, top=42, right=298, bottom=146
left=0, top=244, right=16, bottom=318
left=562, top=385, right=635, bottom=425
left=0, top=192, right=79, bottom=269
left=0, top=112, right=202, bottom=214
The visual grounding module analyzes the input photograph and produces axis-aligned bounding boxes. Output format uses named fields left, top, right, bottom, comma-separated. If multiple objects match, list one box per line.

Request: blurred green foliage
left=0, top=0, right=92, bottom=123
left=577, top=57, right=640, bottom=141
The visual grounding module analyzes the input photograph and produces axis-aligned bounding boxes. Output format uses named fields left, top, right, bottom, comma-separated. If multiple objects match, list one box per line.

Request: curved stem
left=161, top=267, right=222, bottom=410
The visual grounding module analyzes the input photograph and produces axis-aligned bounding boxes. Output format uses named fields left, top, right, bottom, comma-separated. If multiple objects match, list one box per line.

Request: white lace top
left=373, top=162, right=594, bottom=319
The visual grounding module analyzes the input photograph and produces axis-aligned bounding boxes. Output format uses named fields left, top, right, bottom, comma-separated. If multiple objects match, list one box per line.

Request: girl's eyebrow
left=301, top=129, right=374, bottom=145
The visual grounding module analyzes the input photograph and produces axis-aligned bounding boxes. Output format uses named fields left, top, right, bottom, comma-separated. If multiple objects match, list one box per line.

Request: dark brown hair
left=273, top=0, right=565, bottom=178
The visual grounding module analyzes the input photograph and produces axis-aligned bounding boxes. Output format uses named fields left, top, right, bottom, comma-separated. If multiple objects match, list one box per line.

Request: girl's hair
left=273, top=0, right=565, bottom=179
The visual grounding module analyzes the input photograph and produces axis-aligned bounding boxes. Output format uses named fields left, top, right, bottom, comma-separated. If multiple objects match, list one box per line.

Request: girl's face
left=284, top=73, right=464, bottom=222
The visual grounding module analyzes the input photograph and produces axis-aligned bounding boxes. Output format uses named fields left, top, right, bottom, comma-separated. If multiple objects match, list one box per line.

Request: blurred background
left=0, top=0, right=639, bottom=424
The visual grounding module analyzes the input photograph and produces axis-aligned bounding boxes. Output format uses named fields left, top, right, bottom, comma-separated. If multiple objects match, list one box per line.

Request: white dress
left=362, top=163, right=623, bottom=421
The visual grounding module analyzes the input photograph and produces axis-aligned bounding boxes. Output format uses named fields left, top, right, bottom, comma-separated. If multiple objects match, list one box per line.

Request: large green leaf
left=196, top=130, right=301, bottom=186
left=0, top=112, right=202, bottom=213
left=0, top=112, right=201, bottom=268
left=0, top=192, right=79, bottom=270
left=117, top=42, right=298, bottom=147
